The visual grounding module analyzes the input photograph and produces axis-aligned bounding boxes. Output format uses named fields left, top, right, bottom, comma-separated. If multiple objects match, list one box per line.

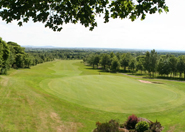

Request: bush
left=94, top=119, right=119, bottom=132
left=124, top=114, right=139, bottom=129
left=149, top=120, right=163, bottom=132
left=135, top=121, right=149, bottom=132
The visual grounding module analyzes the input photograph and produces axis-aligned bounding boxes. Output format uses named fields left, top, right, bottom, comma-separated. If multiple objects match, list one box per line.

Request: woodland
left=1, top=37, right=185, bottom=80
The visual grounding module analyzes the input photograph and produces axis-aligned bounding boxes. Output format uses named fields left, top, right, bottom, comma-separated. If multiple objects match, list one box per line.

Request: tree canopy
left=0, top=0, right=168, bottom=31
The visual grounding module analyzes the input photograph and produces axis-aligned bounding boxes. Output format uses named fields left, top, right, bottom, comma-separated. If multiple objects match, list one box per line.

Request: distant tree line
left=0, top=37, right=87, bottom=74
left=84, top=49, right=185, bottom=79
left=2, top=36, right=185, bottom=78
left=25, top=48, right=87, bottom=60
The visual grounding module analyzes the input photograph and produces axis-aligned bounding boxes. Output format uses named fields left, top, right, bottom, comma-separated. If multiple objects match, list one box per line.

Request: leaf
left=164, top=6, right=169, bottom=13
left=18, top=21, right=22, bottom=26
left=158, top=9, right=163, bottom=14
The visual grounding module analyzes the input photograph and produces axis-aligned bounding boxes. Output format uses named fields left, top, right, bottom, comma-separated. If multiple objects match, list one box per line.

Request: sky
left=0, top=0, right=185, bottom=51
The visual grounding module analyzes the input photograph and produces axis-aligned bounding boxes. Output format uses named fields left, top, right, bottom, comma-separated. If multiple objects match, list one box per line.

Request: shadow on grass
left=156, top=76, right=185, bottom=81
left=152, top=81, right=164, bottom=84
left=85, top=67, right=118, bottom=73
left=119, top=70, right=146, bottom=76
left=143, top=76, right=185, bottom=81
left=15, top=67, right=31, bottom=70
left=85, top=65, right=185, bottom=81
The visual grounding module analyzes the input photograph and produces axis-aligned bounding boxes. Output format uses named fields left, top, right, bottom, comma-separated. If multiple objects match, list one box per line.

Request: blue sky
left=0, top=0, right=185, bottom=51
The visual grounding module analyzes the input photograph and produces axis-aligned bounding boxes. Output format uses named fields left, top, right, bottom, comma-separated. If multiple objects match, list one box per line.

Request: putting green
left=40, top=75, right=185, bottom=113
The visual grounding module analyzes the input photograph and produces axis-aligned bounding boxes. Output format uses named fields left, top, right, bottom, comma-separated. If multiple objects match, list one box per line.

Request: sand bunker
left=139, top=80, right=152, bottom=83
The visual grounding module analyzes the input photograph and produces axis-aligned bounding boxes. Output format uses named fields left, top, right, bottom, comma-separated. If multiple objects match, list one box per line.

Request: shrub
left=120, top=123, right=124, bottom=128
left=94, top=119, right=119, bottom=132
left=149, top=120, right=163, bottom=132
left=124, top=114, right=139, bottom=129
left=135, top=121, right=149, bottom=132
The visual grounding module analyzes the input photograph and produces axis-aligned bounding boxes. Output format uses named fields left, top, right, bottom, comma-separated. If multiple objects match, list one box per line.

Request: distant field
left=1, top=60, right=185, bottom=131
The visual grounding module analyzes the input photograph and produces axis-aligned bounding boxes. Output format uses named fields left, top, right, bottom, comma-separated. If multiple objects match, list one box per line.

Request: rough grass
left=0, top=60, right=185, bottom=131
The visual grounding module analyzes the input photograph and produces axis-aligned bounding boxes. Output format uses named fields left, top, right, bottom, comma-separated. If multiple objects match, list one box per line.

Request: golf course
left=1, top=60, right=185, bottom=131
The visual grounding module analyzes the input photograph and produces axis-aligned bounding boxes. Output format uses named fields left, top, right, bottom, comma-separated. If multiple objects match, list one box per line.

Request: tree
left=136, top=56, right=145, bottom=74
left=110, top=52, right=115, bottom=58
left=136, top=62, right=144, bottom=74
left=111, top=56, right=120, bottom=72
left=100, top=54, right=111, bottom=69
left=169, top=55, right=177, bottom=77
left=7, top=41, right=26, bottom=68
left=150, top=49, right=158, bottom=76
left=177, top=56, right=185, bottom=78
left=115, top=52, right=121, bottom=60
left=120, top=53, right=131, bottom=71
left=87, top=54, right=95, bottom=68
left=24, top=54, right=31, bottom=68
left=157, top=56, right=170, bottom=77
left=15, top=53, right=25, bottom=68
left=94, top=55, right=100, bottom=68
left=144, top=51, right=151, bottom=76
left=129, top=58, right=137, bottom=74
left=0, top=0, right=168, bottom=31
left=0, top=37, right=10, bottom=74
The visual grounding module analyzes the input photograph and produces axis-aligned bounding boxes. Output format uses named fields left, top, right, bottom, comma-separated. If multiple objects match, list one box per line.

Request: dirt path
left=120, top=73, right=143, bottom=78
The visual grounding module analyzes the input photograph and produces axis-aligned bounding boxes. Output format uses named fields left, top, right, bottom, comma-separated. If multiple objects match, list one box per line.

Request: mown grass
left=0, top=60, right=185, bottom=131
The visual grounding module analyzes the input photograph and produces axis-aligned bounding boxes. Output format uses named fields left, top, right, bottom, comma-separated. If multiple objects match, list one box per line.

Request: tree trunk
left=149, top=72, right=151, bottom=77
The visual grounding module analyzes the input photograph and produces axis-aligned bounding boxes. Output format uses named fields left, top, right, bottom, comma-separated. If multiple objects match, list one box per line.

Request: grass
left=0, top=60, right=185, bottom=131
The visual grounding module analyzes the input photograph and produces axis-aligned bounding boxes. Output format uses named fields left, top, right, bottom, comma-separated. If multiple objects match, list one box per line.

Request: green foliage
left=144, top=51, right=151, bottom=74
left=150, top=49, right=158, bottom=75
left=169, top=56, right=177, bottom=77
left=87, top=54, right=95, bottom=68
left=100, top=54, right=111, bottom=69
left=157, top=55, right=171, bottom=76
left=0, top=37, right=10, bottom=74
left=177, top=56, right=185, bottom=78
left=0, top=0, right=168, bottom=31
left=143, top=49, right=158, bottom=76
left=135, top=121, right=149, bottom=132
left=94, top=120, right=119, bottom=132
left=110, top=52, right=115, bottom=58
left=85, top=50, right=185, bottom=79
left=129, top=58, right=137, bottom=72
left=7, top=41, right=26, bottom=68
left=136, top=58, right=144, bottom=73
left=0, top=37, right=60, bottom=73
left=121, top=53, right=131, bottom=70
left=94, top=55, right=100, bottom=68
left=15, top=53, right=25, bottom=68
left=111, top=56, right=120, bottom=71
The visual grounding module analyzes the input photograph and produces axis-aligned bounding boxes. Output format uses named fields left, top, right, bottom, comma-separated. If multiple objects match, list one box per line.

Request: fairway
left=40, top=67, right=185, bottom=113
left=1, top=60, right=185, bottom=131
